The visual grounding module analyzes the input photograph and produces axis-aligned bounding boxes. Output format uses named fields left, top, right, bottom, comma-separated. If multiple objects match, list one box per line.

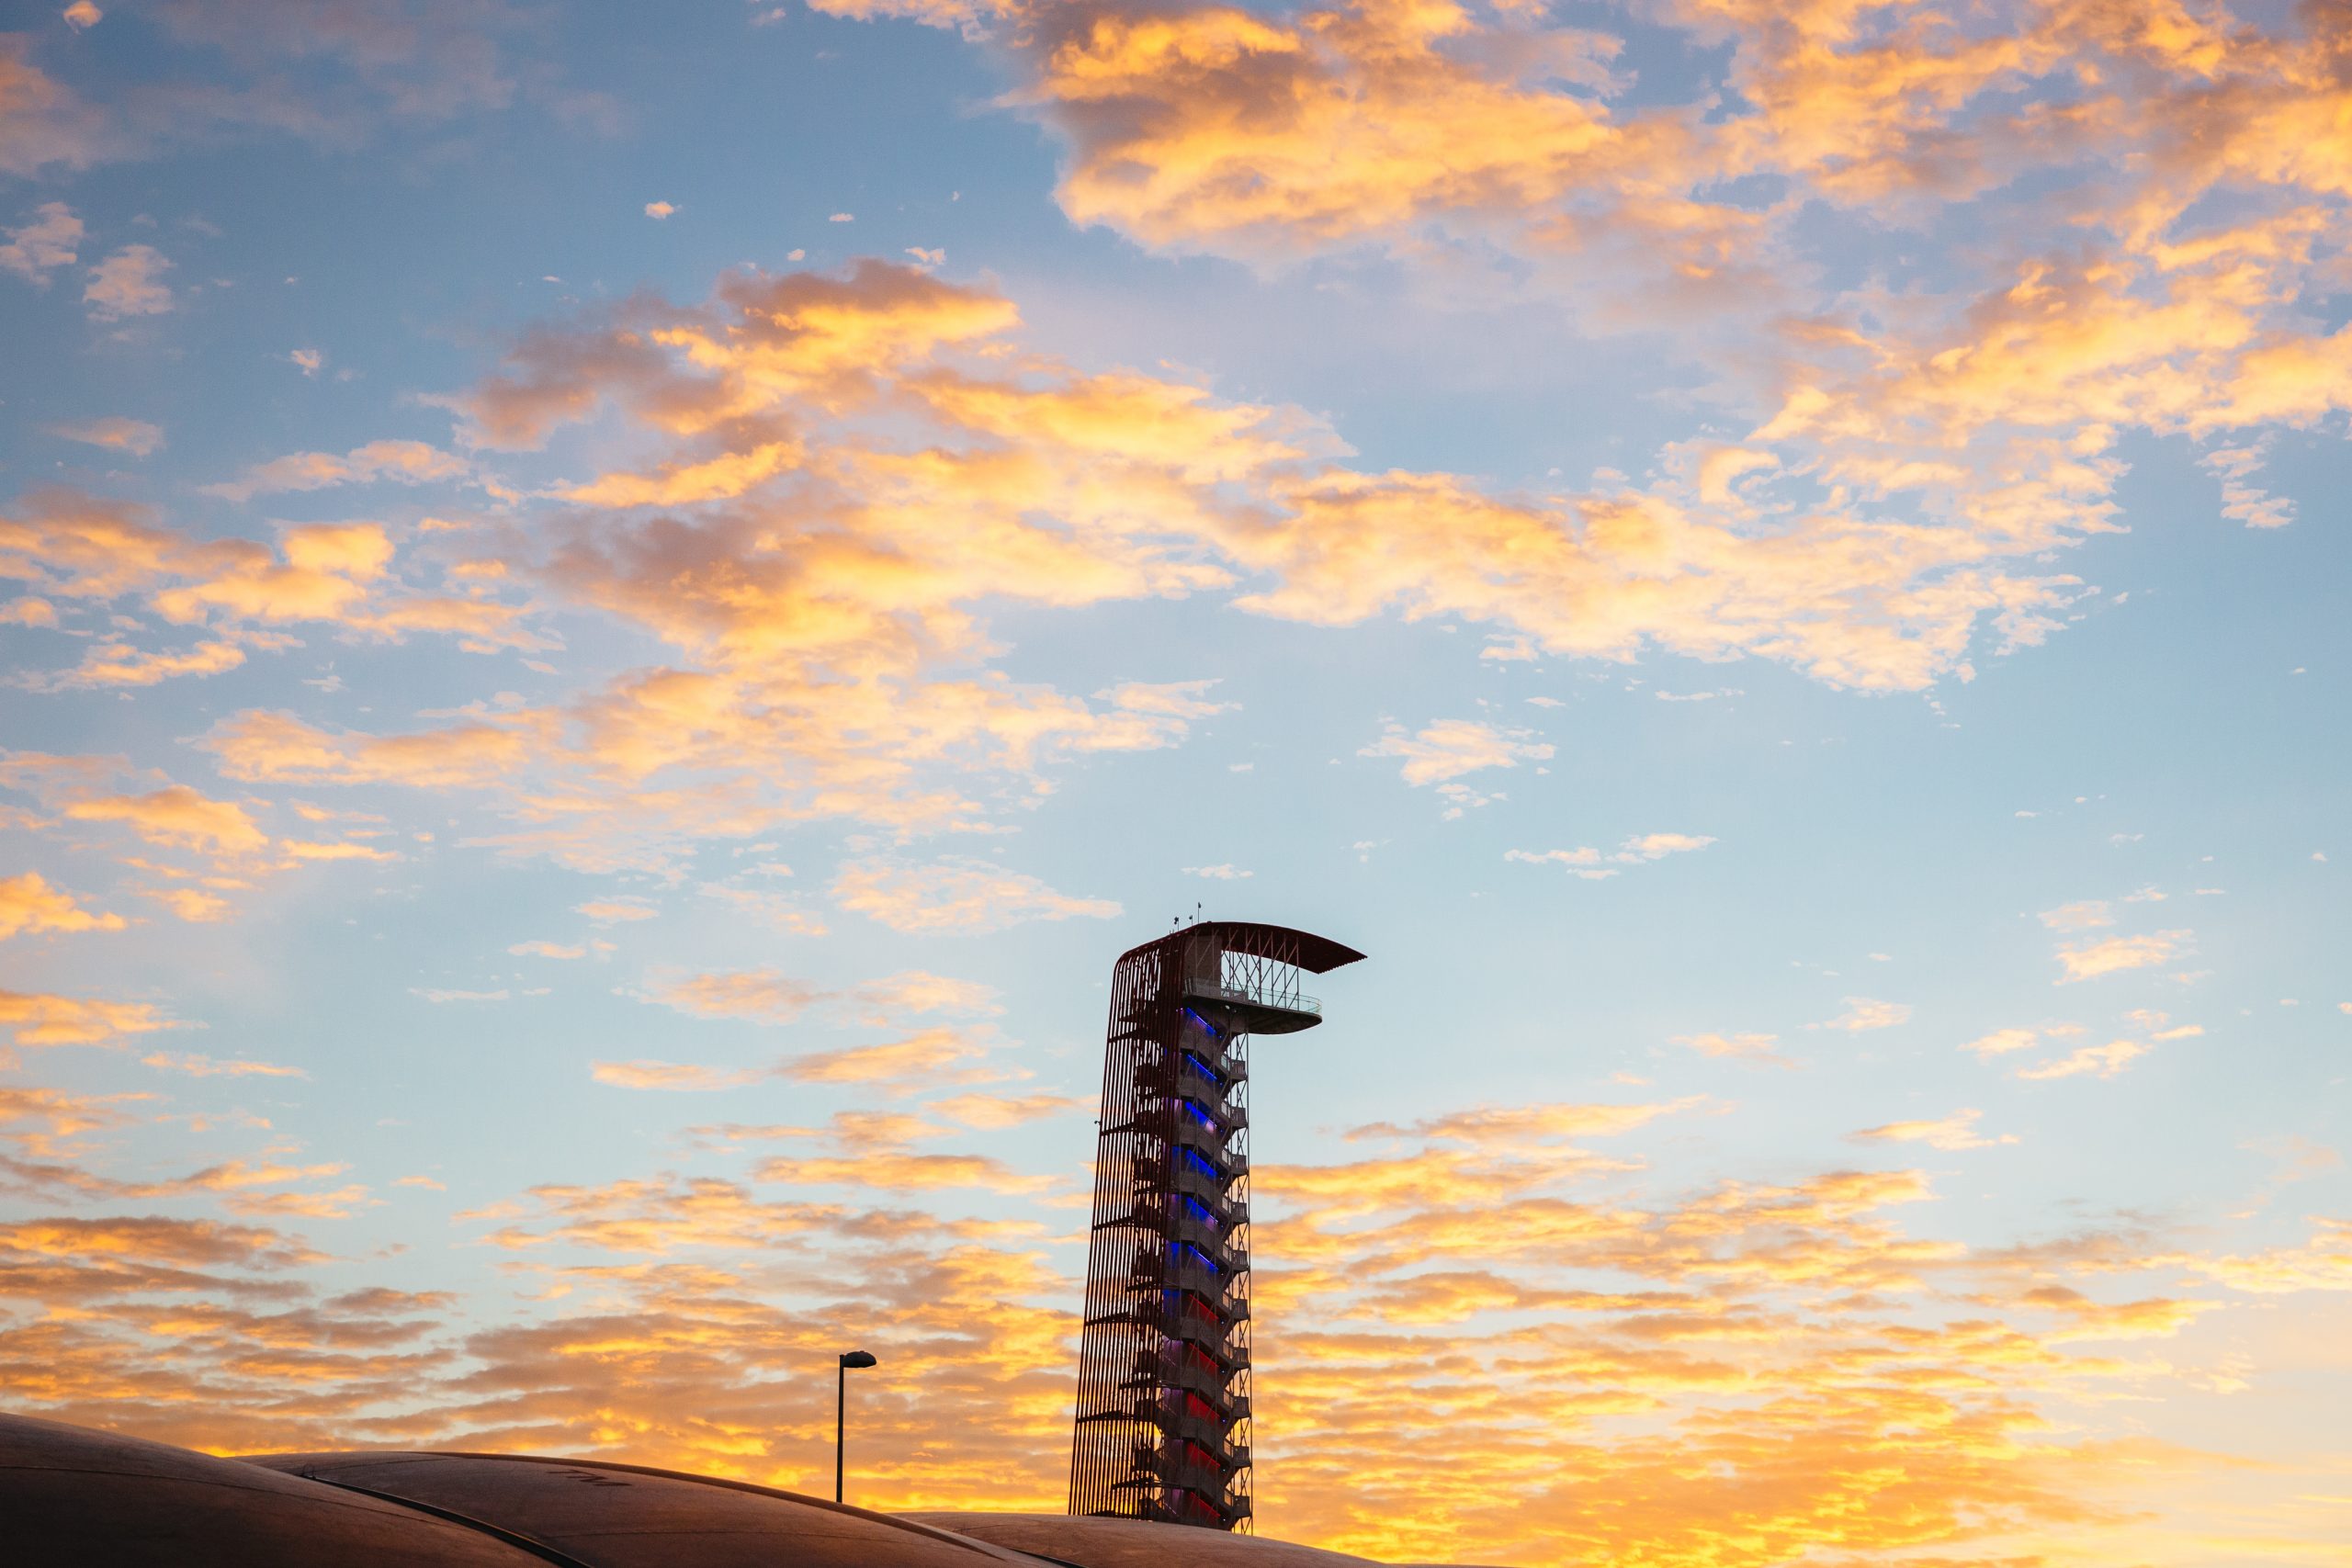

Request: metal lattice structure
left=1068, top=921, right=1365, bottom=1532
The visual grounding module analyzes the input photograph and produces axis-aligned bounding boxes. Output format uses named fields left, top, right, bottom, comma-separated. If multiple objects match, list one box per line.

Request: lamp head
left=839, top=1349, right=878, bottom=1370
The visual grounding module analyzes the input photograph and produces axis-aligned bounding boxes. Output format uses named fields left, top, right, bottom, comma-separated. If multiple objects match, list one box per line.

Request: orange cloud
left=634, top=967, right=826, bottom=1025
left=2056, top=930, right=2194, bottom=983
left=202, top=439, right=469, bottom=502
left=0, top=989, right=177, bottom=1047
left=831, top=858, right=1119, bottom=934
left=0, top=872, right=123, bottom=940
left=1851, top=1108, right=2018, bottom=1151
left=139, top=1051, right=306, bottom=1078
left=44, top=415, right=160, bottom=457
left=779, top=1026, right=990, bottom=1087
left=2016, top=1039, right=2149, bottom=1081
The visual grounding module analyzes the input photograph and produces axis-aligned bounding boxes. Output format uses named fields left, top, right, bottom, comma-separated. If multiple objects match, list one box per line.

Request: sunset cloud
left=831, top=858, right=1119, bottom=934
left=1817, top=997, right=1913, bottom=1032
left=44, top=415, right=160, bottom=457
left=83, top=243, right=171, bottom=321
left=0, top=872, right=123, bottom=940
left=1361, top=718, right=1553, bottom=787
left=2017, top=1039, right=2149, bottom=1081
left=203, top=440, right=469, bottom=502
left=635, top=966, right=826, bottom=1025
left=1851, top=1108, right=2016, bottom=1151
left=2057, top=930, right=2194, bottom=984
left=1, top=201, right=81, bottom=282
left=0, top=988, right=177, bottom=1047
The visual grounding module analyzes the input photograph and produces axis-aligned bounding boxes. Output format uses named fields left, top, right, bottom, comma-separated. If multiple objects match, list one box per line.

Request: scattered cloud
left=83, top=244, right=173, bottom=321
left=1817, top=998, right=1912, bottom=1032
left=1363, top=717, right=1552, bottom=787
left=1852, top=1108, right=2016, bottom=1151
left=1960, top=1027, right=2041, bottom=1061
left=140, top=1051, right=305, bottom=1079
left=0, top=872, right=124, bottom=940
left=42, top=416, right=162, bottom=457
left=591, top=1059, right=762, bottom=1091
left=1673, top=1032, right=1791, bottom=1066
left=203, top=439, right=469, bottom=502
left=0, top=987, right=178, bottom=1046
left=2017, top=1039, right=2149, bottom=1081
left=635, top=966, right=825, bottom=1025
left=831, top=859, right=1119, bottom=935
left=2056, top=931, right=2194, bottom=984
left=2, top=201, right=82, bottom=282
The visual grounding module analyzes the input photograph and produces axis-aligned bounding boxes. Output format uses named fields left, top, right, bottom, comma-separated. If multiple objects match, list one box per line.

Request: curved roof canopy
left=1121, top=920, right=1365, bottom=975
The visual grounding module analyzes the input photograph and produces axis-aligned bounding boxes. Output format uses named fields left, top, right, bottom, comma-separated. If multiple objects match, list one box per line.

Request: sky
left=2, top=0, right=2349, bottom=1563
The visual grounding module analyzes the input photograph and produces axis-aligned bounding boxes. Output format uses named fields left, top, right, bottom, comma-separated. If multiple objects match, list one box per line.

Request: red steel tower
left=1067, top=921, right=1364, bottom=1532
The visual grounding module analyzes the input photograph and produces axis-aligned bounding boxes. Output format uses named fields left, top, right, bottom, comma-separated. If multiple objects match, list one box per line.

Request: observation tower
left=1067, top=920, right=1364, bottom=1533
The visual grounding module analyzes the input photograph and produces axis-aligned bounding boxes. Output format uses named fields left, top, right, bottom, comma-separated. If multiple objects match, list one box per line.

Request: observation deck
left=1148, top=921, right=1364, bottom=1037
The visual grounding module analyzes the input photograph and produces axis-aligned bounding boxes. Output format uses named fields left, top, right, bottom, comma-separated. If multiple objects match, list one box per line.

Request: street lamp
left=835, top=1349, right=877, bottom=1506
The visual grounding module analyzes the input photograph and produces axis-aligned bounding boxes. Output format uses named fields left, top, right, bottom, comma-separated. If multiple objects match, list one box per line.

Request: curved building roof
left=910, top=1512, right=1388, bottom=1568
left=6, top=1415, right=1449, bottom=1568
left=0, top=1414, right=541, bottom=1567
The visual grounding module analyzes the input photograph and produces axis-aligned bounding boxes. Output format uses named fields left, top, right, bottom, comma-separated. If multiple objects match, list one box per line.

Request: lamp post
left=835, top=1349, right=877, bottom=1505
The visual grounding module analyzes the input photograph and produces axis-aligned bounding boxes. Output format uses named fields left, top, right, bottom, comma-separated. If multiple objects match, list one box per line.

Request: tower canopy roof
left=1121, top=920, right=1365, bottom=975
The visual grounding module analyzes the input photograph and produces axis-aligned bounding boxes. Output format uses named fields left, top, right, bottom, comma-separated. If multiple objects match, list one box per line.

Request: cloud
left=0, top=491, right=545, bottom=657
left=842, top=971, right=1000, bottom=1022
left=2040, top=899, right=2114, bottom=932
left=0, top=872, right=124, bottom=940
left=203, top=439, right=469, bottom=502
left=1673, top=1032, right=1790, bottom=1066
left=590, top=1060, right=763, bottom=1091
left=1505, top=846, right=1617, bottom=881
left=644, top=200, right=676, bottom=220
left=576, top=897, right=658, bottom=924
left=355, top=251, right=2170, bottom=874
left=635, top=967, right=826, bottom=1025
left=1816, top=998, right=1912, bottom=1032
left=1960, top=1027, right=2041, bottom=1060
left=1615, top=832, right=1713, bottom=861
left=83, top=244, right=173, bottom=321
left=140, top=1051, right=306, bottom=1079
left=1183, top=863, right=1252, bottom=879
left=204, top=711, right=534, bottom=790
left=28, top=638, right=247, bottom=691
left=508, top=940, right=585, bottom=959
left=1851, top=1108, right=2016, bottom=1151
left=1, top=201, right=82, bottom=281
left=2056, top=930, right=2194, bottom=984
left=0, top=988, right=178, bottom=1046
left=927, top=1091, right=1087, bottom=1129
left=777, top=1026, right=989, bottom=1087
left=831, top=858, right=1119, bottom=934
left=63, top=784, right=268, bottom=860
left=42, top=416, right=162, bottom=457
left=1362, top=717, right=1553, bottom=787
left=62, top=3, right=102, bottom=30
left=2016, top=1039, right=2149, bottom=1081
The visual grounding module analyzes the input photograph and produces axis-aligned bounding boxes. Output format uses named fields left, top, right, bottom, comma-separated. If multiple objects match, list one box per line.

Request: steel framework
left=1067, top=921, right=1364, bottom=1532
